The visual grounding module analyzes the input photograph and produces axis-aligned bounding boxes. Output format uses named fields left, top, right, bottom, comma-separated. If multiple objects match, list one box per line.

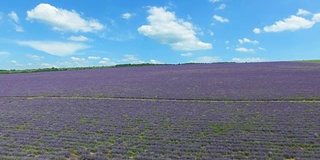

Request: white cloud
left=8, top=11, right=24, bottom=32
left=297, top=9, right=311, bottom=16
left=238, top=38, right=259, bottom=45
left=13, top=24, right=24, bottom=32
left=71, top=57, right=86, bottom=62
left=138, top=7, right=212, bottom=51
left=88, top=56, right=101, bottom=60
left=209, top=0, right=220, bottom=3
left=36, top=60, right=95, bottom=69
left=258, top=47, right=267, bottom=51
left=263, top=15, right=315, bottom=32
left=41, top=63, right=58, bottom=68
left=213, top=15, right=229, bottom=23
left=68, top=35, right=91, bottom=42
left=8, top=11, right=19, bottom=23
left=99, top=60, right=108, bottom=64
left=208, top=30, right=214, bottom=36
left=235, top=47, right=255, bottom=53
left=150, top=59, right=162, bottom=64
left=27, top=3, right=104, bottom=32
left=18, top=41, right=89, bottom=56
left=181, top=53, right=193, bottom=57
left=99, top=57, right=116, bottom=66
left=122, top=12, right=135, bottom=20
left=27, top=54, right=44, bottom=60
left=99, top=57, right=109, bottom=63
left=0, top=12, right=3, bottom=20
left=102, top=57, right=110, bottom=61
left=11, top=60, right=23, bottom=66
left=0, top=51, right=10, bottom=56
left=215, top=4, right=226, bottom=10
left=193, top=56, right=221, bottom=63
left=121, top=54, right=144, bottom=64
left=225, top=40, right=230, bottom=44
left=253, top=28, right=261, bottom=34
left=64, top=57, right=91, bottom=67
left=312, top=13, right=320, bottom=22
left=232, top=58, right=265, bottom=63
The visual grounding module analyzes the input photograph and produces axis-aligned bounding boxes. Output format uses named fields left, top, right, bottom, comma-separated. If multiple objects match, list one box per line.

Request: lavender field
left=0, top=62, right=320, bottom=159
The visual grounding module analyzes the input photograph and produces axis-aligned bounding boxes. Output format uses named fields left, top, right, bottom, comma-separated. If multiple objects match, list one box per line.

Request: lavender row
left=1, top=62, right=320, bottom=100
left=0, top=98, right=319, bottom=159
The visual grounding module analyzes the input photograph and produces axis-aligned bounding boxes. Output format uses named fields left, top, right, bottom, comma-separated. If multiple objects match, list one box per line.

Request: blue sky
left=0, top=0, right=320, bottom=69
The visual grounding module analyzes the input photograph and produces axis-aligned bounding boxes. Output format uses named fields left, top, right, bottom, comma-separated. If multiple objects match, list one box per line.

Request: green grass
left=300, top=60, right=320, bottom=63
left=79, top=117, right=88, bottom=124
left=211, top=122, right=254, bottom=134
left=17, top=123, right=29, bottom=130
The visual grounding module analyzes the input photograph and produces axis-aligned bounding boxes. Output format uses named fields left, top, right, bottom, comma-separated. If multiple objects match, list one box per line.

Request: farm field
left=0, top=62, right=320, bottom=159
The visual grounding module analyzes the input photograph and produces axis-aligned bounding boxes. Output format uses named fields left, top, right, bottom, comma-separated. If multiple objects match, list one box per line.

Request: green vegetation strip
left=0, top=63, right=169, bottom=74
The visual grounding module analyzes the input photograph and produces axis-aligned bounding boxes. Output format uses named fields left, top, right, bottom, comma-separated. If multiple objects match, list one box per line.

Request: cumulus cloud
left=297, top=9, right=311, bottom=16
left=253, top=28, right=261, bottom=34
left=71, top=57, right=86, bottom=62
left=99, top=57, right=113, bottom=65
left=258, top=47, right=267, bottom=51
left=232, top=58, right=265, bottom=63
left=258, top=9, right=320, bottom=33
left=138, top=7, right=212, bottom=51
left=181, top=53, right=193, bottom=57
left=215, top=4, right=226, bottom=10
left=18, top=41, right=89, bottom=56
left=122, top=12, right=135, bottom=20
left=213, top=15, right=229, bottom=23
left=193, top=56, right=221, bottom=63
left=41, top=63, right=58, bottom=68
left=313, top=13, right=320, bottom=22
left=235, top=47, right=255, bottom=53
left=68, top=35, right=91, bottom=42
left=121, top=54, right=144, bottom=64
left=99, top=58, right=116, bottom=66
left=263, top=15, right=315, bottom=32
left=27, top=54, right=44, bottom=60
left=236, top=38, right=265, bottom=53
left=37, top=60, right=93, bottom=69
left=101, top=57, right=110, bottom=61
left=238, top=38, right=259, bottom=45
left=27, top=3, right=104, bottom=32
left=11, top=60, right=24, bottom=66
left=150, top=59, right=162, bottom=64
left=99, top=60, right=108, bottom=64
left=88, top=56, right=101, bottom=60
